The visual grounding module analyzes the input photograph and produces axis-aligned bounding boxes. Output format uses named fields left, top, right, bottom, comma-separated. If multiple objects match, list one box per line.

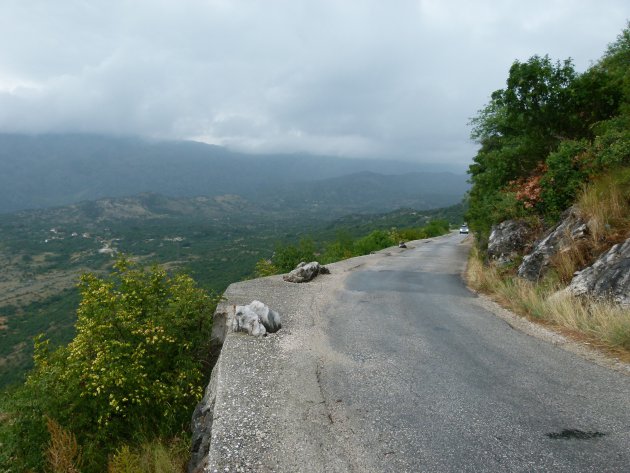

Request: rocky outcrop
left=188, top=303, right=232, bottom=473
left=283, top=261, right=330, bottom=283
left=487, top=220, right=533, bottom=265
left=232, top=300, right=282, bottom=336
left=518, top=207, right=588, bottom=281
left=189, top=361, right=219, bottom=473
left=566, top=238, right=630, bottom=306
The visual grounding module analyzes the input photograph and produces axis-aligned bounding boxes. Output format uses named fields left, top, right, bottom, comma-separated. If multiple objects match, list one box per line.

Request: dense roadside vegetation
left=466, top=25, right=630, bottom=355
left=254, top=219, right=451, bottom=276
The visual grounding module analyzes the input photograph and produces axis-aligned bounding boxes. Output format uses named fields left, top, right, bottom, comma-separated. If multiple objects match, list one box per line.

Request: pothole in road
left=546, top=429, right=606, bottom=440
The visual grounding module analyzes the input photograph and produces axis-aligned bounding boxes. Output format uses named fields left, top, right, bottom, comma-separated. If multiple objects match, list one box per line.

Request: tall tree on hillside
left=470, top=56, right=579, bottom=184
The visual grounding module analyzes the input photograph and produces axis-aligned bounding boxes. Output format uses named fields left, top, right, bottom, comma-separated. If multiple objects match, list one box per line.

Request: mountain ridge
left=0, top=133, right=467, bottom=213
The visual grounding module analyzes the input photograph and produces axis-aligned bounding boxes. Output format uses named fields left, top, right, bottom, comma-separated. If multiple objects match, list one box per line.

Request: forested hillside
left=467, top=24, right=629, bottom=244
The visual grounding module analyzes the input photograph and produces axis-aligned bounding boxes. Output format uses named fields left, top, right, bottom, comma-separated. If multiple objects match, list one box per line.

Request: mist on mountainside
left=0, top=133, right=467, bottom=214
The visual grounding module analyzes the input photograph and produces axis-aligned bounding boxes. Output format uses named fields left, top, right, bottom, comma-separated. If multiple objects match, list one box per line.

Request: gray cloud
left=0, top=0, right=627, bottom=168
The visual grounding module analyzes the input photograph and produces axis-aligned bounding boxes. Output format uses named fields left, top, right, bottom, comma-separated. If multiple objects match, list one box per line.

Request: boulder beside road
left=487, top=219, right=533, bottom=266
left=283, top=261, right=330, bottom=283
left=567, top=238, right=630, bottom=306
left=518, top=207, right=588, bottom=281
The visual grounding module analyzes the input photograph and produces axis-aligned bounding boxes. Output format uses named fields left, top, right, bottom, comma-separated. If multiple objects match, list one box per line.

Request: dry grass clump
left=108, top=446, right=142, bottom=473
left=468, top=249, right=551, bottom=319
left=46, top=417, right=82, bottom=473
left=108, top=438, right=189, bottom=473
left=550, top=238, right=592, bottom=284
left=44, top=423, right=189, bottom=473
left=465, top=247, right=497, bottom=293
left=549, top=169, right=630, bottom=283
left=546, top=292, right=630, bottom=350
left=578, top=170, right=630, bottom=246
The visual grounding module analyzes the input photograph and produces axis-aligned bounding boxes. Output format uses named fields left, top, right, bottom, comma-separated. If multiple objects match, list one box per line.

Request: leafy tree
left=599, top=23, right=630, bottom=112
left=1, top=258, right=219, bottom=471
left=570, top=67, right=622, bottom=131
left=470, top=55, right=580, bottom=181
left=272, top=238, right=317, bottom=272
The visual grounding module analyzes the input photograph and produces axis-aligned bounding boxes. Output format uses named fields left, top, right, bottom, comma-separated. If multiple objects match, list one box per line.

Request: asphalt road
left=314, top=232, right=630, bottom=472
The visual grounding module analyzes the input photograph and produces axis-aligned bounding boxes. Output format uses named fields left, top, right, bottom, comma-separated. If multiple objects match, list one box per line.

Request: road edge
left=459, top=238, right=630, bottom=376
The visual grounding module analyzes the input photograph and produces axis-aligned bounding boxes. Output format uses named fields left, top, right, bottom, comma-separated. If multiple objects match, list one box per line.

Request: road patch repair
left=546, top=429, right=606, bottom=440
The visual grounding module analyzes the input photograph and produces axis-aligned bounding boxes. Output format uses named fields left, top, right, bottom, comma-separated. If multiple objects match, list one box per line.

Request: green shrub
left=353, top=230, right=395, bottom=255
left=540, top=139, right=590, bottom=219
left=264, top=221, right=451, bottom=273
left=254, top=258, right=279, bottom=277
left=591, top=119, right=630, bottom=170
left=421, top=219, right=450, bottom=237
left=321, top=230, right=355, bottom=263
left=272, top=238, right=316, bottom=272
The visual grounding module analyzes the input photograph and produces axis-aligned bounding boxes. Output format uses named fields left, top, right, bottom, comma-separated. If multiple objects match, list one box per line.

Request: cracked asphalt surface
left=204, top=232, right=630, bottom=472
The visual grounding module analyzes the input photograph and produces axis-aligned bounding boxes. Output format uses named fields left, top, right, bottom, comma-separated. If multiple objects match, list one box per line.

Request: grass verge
left=108, top=437, right=189, bottom=473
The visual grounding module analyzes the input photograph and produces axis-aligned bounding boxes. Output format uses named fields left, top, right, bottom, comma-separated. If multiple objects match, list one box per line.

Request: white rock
left=247, top=300, right=282, bottom=333
left=232, top=305, right=266, bottom=336
left=567, top=238, right=630, bottom=306
left=283, top=261, right=329, bottom=283
left=231, top=301, right=282, bottom=336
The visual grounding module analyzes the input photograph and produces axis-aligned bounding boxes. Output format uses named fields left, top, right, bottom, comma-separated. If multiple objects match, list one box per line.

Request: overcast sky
left=0, top=1, right=627, bottom=169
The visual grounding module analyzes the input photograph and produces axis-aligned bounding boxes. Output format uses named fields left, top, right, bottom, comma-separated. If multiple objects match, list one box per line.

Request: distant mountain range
left=253, top=171, right=468, bottom=215
left=0, top=134, right=468, bottom=214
